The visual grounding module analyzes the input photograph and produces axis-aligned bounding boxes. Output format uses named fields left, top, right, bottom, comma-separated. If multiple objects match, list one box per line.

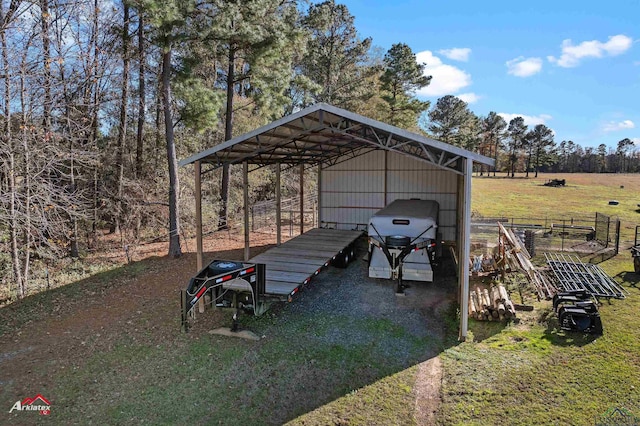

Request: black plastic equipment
left=553, top=290, right=603, bottom=335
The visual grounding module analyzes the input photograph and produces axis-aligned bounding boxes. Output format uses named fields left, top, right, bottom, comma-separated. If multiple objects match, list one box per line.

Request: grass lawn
left=1, top=172, right=640, bottom=425
left=472, top=172, right=640, bottom=244
left=435, top=173, right=640, bottom=425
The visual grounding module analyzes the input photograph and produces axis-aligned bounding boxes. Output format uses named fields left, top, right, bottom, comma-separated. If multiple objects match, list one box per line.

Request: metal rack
left=544, top=253, right=627, bottom=299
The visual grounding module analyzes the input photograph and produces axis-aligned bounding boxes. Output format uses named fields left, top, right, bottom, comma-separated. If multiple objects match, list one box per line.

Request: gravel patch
left=249, top=237, right=458, bottom=366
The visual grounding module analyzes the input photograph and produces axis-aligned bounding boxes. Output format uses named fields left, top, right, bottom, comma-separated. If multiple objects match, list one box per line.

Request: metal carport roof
left=180, top=103, right=494, bottom=341
left=179, top=103, right=494, bottom=172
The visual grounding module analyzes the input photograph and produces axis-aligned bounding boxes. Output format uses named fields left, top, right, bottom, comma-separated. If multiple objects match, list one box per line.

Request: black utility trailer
left=181, top=228, right=363, bottom=331
left=632, top=226, right=640, bottom=274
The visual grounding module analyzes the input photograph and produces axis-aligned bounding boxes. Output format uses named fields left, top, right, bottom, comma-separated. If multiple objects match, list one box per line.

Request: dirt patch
left=414, top=356, right=443, bottom=425
left=1, top=230, right=457, bottom=424
left=0, top=231, right=278, bottom=412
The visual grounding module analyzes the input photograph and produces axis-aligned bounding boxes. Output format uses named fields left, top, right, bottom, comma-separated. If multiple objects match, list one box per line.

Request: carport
left=179, top=103, right=494, bottom=340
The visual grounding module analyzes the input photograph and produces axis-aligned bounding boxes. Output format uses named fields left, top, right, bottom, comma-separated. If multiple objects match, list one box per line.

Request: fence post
left=614, top=220, right=621, bottom=255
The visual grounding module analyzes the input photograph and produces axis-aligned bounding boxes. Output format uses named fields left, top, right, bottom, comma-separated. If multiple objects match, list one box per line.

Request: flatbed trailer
left=181, top=228, right=363, bottom=331
left=251, top=228, right=363, bottom=298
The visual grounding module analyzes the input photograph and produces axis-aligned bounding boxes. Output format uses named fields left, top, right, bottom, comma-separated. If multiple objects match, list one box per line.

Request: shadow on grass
left=2, top=240, right=461, bottom=425
left=468, top=318, right=510, bottom=342
left=614, top=271, right=640, bottom=288
left=0, top=243, right=276, bottom=338
left=588, top=249, right=618, bottom=264
left=0, top=256, right=160, bottom=337
left=542, top=317, right=599, bottom=347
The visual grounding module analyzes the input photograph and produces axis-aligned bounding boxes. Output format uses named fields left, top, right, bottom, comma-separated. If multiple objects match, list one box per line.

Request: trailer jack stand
left=230, top=292, right=241, bottom=332
left=231, top=311, right=239, bottom=332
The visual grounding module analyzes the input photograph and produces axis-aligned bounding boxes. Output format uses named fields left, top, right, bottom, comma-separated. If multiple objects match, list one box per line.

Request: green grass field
left=2, top=173, right=639, bottom=425
left=472, top=173, right=640, bottom=244
left=436, top=173, right=640, bottom=425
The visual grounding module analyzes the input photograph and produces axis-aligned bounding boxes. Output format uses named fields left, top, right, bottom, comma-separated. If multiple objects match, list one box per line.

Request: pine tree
left=300, top=0, right=377, bottom=111
left=379, top=43, right=430, bottom=129
left=527, top=124, right=555, bottom=177
left=427, top=95, right=476, bottom=147
left=204, top=0, right=302, bottom=229
left=142, top=0, right=197, bottom=257
left=506, top=117, right=527, bottom=177
left=481, top=112, right=507, bottom=176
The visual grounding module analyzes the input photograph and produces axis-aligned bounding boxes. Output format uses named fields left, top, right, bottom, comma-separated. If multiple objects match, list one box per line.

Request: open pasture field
left=0, top=172, right=638, bottom=425
left=441, top=172, right=640, bottom=425
left=472, top=173, right=640, bottom=245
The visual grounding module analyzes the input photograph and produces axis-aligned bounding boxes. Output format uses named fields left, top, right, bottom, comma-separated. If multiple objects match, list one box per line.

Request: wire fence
left=470, top=213, right=620, bottom=258
left=250, top=191, right=318, bottom=236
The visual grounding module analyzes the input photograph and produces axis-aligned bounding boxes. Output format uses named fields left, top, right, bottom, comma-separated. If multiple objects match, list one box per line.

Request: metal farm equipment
left=181, top=260, right=268, bottom=332
left=553, top=290, right=603, bottom=335
left=632, top=226, right=640, bottom=274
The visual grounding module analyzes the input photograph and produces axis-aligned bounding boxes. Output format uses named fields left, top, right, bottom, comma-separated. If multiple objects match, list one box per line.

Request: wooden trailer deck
left=250, top=228, right=363, bottom=297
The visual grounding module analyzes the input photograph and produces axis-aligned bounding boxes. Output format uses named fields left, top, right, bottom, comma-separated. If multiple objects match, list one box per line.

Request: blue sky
left=341, top=0, right=639, bottom=149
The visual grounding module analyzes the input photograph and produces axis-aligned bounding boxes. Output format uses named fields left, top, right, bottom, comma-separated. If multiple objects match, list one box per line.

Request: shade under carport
left=179, top=103, right=494, bottom=341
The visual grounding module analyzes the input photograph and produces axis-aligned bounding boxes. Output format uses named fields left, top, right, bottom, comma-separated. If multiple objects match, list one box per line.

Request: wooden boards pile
left=496, top=222, right=554, bottom=299
left=468, top=285, right=517, bottom=321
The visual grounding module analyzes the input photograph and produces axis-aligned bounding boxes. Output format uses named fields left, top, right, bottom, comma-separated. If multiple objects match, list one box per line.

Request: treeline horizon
left=0, top=0, right=636, bottom=300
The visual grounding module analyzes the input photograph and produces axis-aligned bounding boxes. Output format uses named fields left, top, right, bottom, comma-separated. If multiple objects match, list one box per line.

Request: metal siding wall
left=320, top=150, right=458, bottom=240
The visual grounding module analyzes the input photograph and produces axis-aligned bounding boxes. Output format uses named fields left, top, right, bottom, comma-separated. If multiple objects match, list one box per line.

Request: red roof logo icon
left=21, top=394, right=50, bottom=406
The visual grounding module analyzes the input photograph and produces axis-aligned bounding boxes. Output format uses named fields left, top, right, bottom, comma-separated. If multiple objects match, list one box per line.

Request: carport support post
left=459, top=158, right=472, bottom=341
left=276, top=162, right=281, bottom=246
left=243, top=161, right=250, bottom=261
left=195, top=160, right=205, bottom=314
left=299, top=164, right=304, bottom=235
left=195, top=160, right=203, bottom=271
left=317, top=164, right=323, bottom=225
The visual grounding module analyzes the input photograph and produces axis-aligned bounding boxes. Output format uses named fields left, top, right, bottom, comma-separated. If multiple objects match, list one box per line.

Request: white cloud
left=415, top=50, right=472, bottom=97
left=632, top=138, right=640, bottom=144
left=506, top=57, right=543, bottom=77
left=548, top=34, right=633, bottom=68
left=498, top=113, right=552, bottom=126
left=602, top=120, right=635, bottom=132
left=437, top=47, right=471, bottom=62
left=457, top=93, right=480, bottom=104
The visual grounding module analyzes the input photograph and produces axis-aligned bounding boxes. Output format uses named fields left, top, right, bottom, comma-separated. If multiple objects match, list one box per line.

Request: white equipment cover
left=368, top=200, right=439, bottom=282
left=368, top=200, right=438, bottom=242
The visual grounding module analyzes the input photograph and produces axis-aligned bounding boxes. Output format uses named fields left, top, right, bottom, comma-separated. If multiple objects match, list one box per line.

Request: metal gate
left=595, top=212, right=620, bottom=253
left=595, top=213, right=610, bottom=246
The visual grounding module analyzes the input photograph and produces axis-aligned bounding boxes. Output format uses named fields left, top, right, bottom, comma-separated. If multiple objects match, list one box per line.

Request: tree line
left=0, top=0, right=636, bottom=300
left=426, top=95, right=639, bottom=176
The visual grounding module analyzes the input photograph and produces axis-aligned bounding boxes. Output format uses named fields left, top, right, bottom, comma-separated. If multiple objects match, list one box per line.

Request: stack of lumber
left=496, top=222, right=553, bottom=300
left=468, top=285, right=517, bottom=321
left=497, top=222, right=535, bottom=279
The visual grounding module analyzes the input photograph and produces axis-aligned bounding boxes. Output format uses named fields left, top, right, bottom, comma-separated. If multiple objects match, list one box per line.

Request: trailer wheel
left=385, top=235, right=411, bottom=248
left=342, top=251, right=351, bottom=267
left=332, top=252, right=349, bottom=268
left=634, top=257, right=640, bottom=274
